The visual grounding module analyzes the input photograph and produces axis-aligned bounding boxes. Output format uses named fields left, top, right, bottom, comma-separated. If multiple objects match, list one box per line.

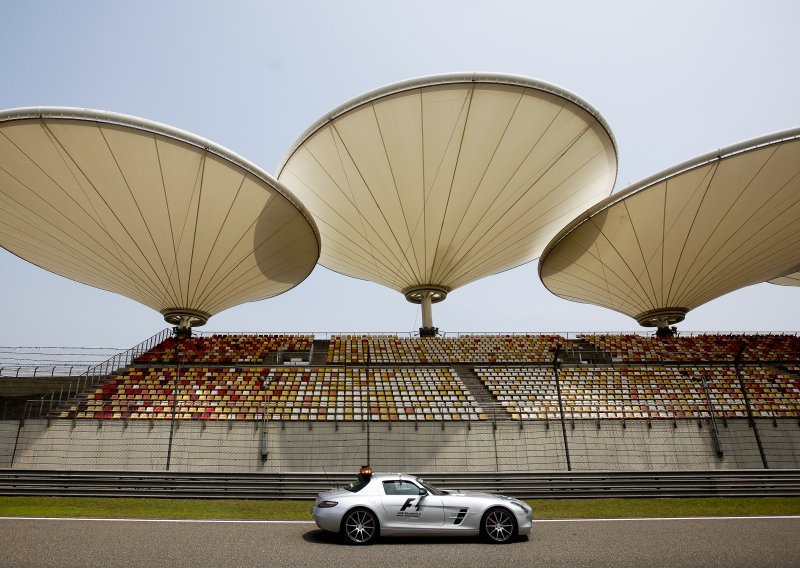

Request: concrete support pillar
left=421, top=291, right=434, bottom=330
left=402, top=286, right=448, bottom=337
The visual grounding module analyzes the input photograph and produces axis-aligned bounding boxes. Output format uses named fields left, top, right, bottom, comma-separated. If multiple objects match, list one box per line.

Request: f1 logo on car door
left=381, top=480, right=444, bottom=525
left=399, top=497, right=421, bottom=513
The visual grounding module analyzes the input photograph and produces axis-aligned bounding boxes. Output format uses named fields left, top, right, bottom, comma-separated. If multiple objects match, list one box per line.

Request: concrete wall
left=2, top=418, right=798, bottom=472
left=0, top=421, right=19, bottom=468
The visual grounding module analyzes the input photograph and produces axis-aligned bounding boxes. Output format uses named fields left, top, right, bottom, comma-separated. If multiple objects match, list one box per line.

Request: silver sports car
left=312, top=467, right=533, bottom=545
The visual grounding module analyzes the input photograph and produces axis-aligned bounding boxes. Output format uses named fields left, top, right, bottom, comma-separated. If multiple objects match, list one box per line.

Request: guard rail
left=0, top=469, right=798, bottom=499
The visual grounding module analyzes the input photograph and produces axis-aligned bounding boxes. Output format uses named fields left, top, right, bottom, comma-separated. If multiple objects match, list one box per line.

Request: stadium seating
left=45, top=333, right=800, bottom=423
left=261, top=367, right=485, bottom=421
left=327, top=335, right=562, bottom=364
left=578, top=334, right=800, bottom=363
left=477, top=365, right=800, bottom=420
left=56, top=366, right=486, bottom=421
left=134, top=334, right=313, bottom=364
left=62, top=367, right=271, bottom=420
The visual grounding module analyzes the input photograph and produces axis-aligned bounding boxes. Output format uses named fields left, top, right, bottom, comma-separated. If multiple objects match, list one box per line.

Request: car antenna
left=321, top=464, right=335, bottom=489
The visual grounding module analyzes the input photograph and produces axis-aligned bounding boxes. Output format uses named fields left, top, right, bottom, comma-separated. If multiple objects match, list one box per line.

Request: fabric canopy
left=277, top=73, right=617, bottom=302
left=539, top=128, right=800, bottom=327
left=0, top=108, right=320, bottom=326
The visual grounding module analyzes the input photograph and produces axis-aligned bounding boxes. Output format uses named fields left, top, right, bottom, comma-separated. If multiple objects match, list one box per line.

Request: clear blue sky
left=1, top=0, right=799, bottom=347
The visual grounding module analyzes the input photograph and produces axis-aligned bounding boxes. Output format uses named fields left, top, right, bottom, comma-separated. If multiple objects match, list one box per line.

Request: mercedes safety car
left=312, top=467, right=533, bottom=544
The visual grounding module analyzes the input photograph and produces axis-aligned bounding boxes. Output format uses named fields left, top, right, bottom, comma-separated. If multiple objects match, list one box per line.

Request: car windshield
left=417, top=478, right=446, bottom=496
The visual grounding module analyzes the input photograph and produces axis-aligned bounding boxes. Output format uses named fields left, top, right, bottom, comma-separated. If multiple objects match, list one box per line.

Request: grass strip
left=1, top=496, right=798, bottom=521
left=526, top=497, right=800, bottom=519
left=0, top=497, right=312, bottom=521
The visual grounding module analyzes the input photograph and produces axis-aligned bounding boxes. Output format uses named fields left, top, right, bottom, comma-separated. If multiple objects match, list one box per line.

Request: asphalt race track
left=1, top=516, right=798, bottom=568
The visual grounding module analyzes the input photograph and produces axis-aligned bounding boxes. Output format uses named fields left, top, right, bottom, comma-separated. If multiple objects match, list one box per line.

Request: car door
left=380, top=479, right=444, bottom=526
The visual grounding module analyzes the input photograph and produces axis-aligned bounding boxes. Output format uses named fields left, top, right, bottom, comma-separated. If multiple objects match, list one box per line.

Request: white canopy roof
left=0, top=108, right=320, bottom=327
left=277, top=73, right=617, bottom=306
left=539, top=127, right=800, bottom=328
left=769, top=271, right=800, bottom=286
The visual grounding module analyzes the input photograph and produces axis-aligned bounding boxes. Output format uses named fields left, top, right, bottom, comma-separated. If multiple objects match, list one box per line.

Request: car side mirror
left=418, top=487, right=428, bottom=496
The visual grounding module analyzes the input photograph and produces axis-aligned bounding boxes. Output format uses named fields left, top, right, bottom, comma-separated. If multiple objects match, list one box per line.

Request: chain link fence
left=2, top=414, right=798, bottom=472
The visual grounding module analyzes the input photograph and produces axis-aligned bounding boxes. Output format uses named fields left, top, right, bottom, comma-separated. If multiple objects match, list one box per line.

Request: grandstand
left=43, top=332, right=800, bottom=423
left=2, top=331, right=798, bottom=473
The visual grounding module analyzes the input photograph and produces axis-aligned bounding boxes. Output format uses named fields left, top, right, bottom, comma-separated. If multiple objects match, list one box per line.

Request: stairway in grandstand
left=42, top=367, right=133, bottom=419
left=310, top=340, right=329, bottom=365
left=452, top=364, right=498, bottom=406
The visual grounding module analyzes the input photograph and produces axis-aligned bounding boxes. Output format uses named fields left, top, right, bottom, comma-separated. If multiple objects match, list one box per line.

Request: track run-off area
left=1, top=516, right=799, bottom=568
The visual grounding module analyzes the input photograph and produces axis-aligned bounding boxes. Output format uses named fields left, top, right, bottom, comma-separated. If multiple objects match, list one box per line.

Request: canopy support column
left=402, top=285, right=449, bottom=338
left=420, top=291, right=437, bottom=337
left=162, top=308, right=210, bottom=339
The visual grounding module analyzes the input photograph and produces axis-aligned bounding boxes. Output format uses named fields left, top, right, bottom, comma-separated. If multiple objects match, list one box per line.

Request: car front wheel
left=341, top=508, right=379, bottom=545
left=481, top=507, right=517, bottom=544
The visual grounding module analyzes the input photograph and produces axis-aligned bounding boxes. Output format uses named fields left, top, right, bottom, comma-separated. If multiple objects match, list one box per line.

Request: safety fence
left=0, top=346, right=126, bottom=378
left=1, top=417, right=798, bottom=473
left=0, top=468, right=798, bottom=499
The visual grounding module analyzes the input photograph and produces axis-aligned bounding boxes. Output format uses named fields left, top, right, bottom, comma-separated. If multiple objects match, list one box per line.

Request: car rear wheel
left=481, top=507, right=517, bottom=544
left=341, top=508, right=379, bottom=545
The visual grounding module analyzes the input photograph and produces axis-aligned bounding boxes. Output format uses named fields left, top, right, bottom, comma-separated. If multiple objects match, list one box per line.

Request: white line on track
left=535, top=515, right=800, bottom=522
left=0, top=517, right=316, bottom=524
left=1, top=516, right=798, bottom=524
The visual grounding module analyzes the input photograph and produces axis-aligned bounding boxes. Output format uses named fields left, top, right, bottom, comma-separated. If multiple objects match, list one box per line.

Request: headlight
left=317, top=500, right=338, bottom=508
left=509, top=500, right=529, bottom=512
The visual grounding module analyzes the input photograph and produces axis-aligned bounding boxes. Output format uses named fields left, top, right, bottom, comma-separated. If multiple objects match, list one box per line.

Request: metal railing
left=21, top=329, right=172, bottom=420
left=193, top=330, right=800, bottom=339
left=0, top=347, right=127, bottom=378
left=0, top=469, right=797, bottom=499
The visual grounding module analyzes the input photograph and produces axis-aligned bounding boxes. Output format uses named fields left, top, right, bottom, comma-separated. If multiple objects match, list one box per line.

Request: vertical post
left=366, top=342, right=371, bottom=466
left=698, top=372, right=724, bottom=457
left=260, top=369, right=269, bottom=462
left=166, top=344, right=180, bottom=471
left=735, top=343, right=768, bottom=469
left=10, top=418, right=23, bottom=467
left=552, top=345, right=571, bottom=471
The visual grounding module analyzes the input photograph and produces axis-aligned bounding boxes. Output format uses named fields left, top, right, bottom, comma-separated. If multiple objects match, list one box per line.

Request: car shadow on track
left=303, top=529, right=528, bottom=547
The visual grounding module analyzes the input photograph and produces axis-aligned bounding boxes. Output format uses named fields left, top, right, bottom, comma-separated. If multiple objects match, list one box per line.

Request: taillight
left=317, top=500, right=338, bottom=508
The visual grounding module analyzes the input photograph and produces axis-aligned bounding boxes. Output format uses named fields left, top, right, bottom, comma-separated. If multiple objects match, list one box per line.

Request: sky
left=1, top=0, right=799, bottom=348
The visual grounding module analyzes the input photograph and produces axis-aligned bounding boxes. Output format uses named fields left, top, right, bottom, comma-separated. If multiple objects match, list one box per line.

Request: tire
left=341, top=508, right=379, bottom=545
left=481, top=507, right=517, bottom=544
